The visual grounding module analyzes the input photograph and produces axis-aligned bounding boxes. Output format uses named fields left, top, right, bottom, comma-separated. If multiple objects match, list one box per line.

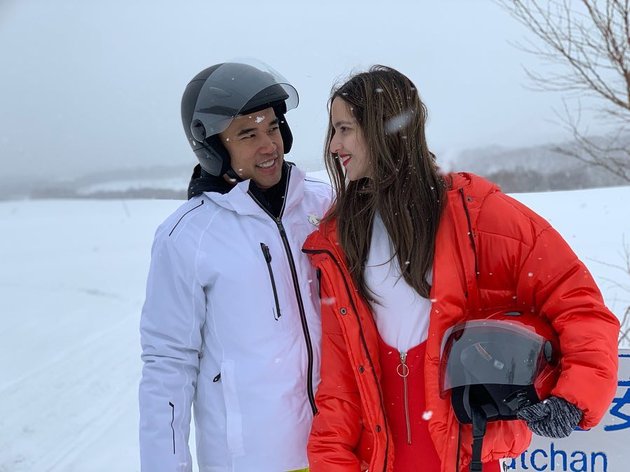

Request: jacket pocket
left=260, top=242, right=282, bottom=320
left=221, top=360, right=245, bottom=457
left=357, top=426, right=375, bottom=468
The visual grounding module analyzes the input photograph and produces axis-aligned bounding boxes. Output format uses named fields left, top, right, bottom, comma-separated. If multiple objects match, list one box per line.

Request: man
left=139, top=61, right=332, bottom=472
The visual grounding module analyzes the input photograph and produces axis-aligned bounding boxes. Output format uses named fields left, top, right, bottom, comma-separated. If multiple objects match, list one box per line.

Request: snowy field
left=0, top=181, right=629, bottom=472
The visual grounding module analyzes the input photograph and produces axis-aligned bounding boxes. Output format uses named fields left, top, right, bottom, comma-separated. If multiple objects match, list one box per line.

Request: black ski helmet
left=181, top=61, right=299, bottom=176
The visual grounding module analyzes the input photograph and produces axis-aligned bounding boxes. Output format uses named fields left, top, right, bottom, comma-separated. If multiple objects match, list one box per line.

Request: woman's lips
left=339, top=154, right=352, bottom=167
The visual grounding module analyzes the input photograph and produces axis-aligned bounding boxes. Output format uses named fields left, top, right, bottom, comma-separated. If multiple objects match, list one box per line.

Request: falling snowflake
left=384, top=109, right=415, bottom=134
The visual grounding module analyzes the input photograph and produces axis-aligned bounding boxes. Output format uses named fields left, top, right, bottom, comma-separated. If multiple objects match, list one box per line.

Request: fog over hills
left=2, top=133, right=627, bottom=201
left=449, top=134, right=630, bottom=192
left=1, top=0, right=620, bottom=188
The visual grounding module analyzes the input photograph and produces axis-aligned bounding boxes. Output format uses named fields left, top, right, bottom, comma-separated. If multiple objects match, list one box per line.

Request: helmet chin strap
left=464, top=385, right=500, bottom=472
left=470, top=405, right=489, bottom=472
left=224, top=167, right=244, bottom=184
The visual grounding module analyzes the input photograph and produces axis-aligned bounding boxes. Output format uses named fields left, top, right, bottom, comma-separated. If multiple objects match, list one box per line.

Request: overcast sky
left=0, top=0, right=611, bottom=183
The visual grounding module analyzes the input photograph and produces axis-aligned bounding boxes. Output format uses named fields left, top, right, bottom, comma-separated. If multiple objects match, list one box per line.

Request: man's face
left=219, top=107, right=284, bottom=189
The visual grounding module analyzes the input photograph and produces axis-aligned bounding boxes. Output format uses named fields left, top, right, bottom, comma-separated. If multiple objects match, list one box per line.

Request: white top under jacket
left=139, top=165, right=332, bottom=472
left=365, top=212, right=432, bottom=353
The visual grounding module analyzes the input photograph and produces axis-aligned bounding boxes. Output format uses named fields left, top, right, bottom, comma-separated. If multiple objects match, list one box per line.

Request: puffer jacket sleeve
left=308, top=273, right=364, bottom=472
left=139, top=224, right=205, bottom=472
left=512, top=203, right=619, bottom=429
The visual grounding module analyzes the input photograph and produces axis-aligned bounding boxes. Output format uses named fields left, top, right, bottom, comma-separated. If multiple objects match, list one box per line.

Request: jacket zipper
left=248, top=168, right=317, bottom=415
left=260, top=242, right=282, bottom=320
left=303, top=246, right=391, bottom=472
left=276, top=220, right=316, bottom=414
left=397, top=351, right=412, bottom=445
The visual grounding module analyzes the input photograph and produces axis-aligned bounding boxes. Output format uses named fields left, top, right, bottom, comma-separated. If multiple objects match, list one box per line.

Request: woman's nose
left=329, top=137, right=340, bottom=155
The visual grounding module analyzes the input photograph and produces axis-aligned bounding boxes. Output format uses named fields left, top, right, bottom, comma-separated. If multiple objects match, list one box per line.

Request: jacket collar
left=203, top=162, right=305, bottom=217
left=187, top=165, right=233, bottom=199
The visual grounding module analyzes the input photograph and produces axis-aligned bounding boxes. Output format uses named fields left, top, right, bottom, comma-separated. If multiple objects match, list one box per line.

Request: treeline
left=484, top=167, right=627, bottom=193
left=28, top=187, right=187, bottom=200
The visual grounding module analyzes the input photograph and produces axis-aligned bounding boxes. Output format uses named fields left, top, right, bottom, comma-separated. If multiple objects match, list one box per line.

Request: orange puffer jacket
left=303, top=173, right=619, bottom=472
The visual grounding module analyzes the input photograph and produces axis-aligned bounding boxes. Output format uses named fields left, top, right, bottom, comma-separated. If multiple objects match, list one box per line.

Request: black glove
left=517, top=396, right=582, bottom=438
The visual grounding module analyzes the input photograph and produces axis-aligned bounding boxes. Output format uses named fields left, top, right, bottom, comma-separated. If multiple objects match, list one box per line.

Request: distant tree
left=589, top=237, right=630, bottom=346
left=619, top=306, right=630, bottom=346
left=610, top=240, right=630, bottom=347
left=496, top=0, right=630, bottom=182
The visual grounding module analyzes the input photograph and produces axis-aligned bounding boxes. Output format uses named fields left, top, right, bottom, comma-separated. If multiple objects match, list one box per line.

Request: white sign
left=506, top=349, right=630, bottom=472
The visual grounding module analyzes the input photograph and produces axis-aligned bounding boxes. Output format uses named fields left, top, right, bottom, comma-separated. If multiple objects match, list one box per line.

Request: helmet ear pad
left=192, top=135, right=231, bottom=177
left=277, top=112, right=293, bottom=154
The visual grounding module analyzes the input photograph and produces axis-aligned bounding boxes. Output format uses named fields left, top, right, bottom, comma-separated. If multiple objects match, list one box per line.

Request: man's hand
left=517, top=396, right=582, bottom=438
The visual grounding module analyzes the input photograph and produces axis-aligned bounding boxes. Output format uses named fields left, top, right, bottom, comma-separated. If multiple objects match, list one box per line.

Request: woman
left=303, top=65, right=619, bottom=472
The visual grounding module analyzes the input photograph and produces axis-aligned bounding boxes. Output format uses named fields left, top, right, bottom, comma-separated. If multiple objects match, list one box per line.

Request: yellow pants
left=288, top=469, right=309, bottom=472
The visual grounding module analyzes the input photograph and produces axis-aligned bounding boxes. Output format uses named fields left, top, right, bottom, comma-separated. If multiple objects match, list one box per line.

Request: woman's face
left=329, top=97, right=370, bottom=181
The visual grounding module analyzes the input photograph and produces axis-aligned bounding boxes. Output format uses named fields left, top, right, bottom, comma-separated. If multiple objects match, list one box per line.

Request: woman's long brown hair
left=324, top=65, right=446, bottom=301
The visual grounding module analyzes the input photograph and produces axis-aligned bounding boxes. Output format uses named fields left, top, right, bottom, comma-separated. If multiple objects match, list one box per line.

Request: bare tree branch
left=496, top=0, right=630, bottom=182
left=619, top=306, right=630, bottom=346
left=589, top=235, right=630, bottom=346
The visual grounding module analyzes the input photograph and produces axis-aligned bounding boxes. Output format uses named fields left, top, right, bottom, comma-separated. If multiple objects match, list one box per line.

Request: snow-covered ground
left=0, top=181, right=628, bottom=472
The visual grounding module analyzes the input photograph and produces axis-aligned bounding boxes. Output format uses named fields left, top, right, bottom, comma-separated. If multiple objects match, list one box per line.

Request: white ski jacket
left=139, top=166, right=332, bottom=472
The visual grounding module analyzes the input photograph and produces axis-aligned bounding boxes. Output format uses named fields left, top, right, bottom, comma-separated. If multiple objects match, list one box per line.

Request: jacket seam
left=169, top=199, right=205, bottom=237
left=194, top=205, right=224, bottom=358
left=458, top=188, right=479, bottom=279
left=518, top=226, right=582, bottom=297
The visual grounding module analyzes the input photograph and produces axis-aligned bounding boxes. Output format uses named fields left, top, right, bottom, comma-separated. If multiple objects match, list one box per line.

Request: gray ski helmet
left=440, top=315, right=559, bottom=423
left=181, top=61, right=299, bottom=176
left=439, top=312, right=560, bottom=472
